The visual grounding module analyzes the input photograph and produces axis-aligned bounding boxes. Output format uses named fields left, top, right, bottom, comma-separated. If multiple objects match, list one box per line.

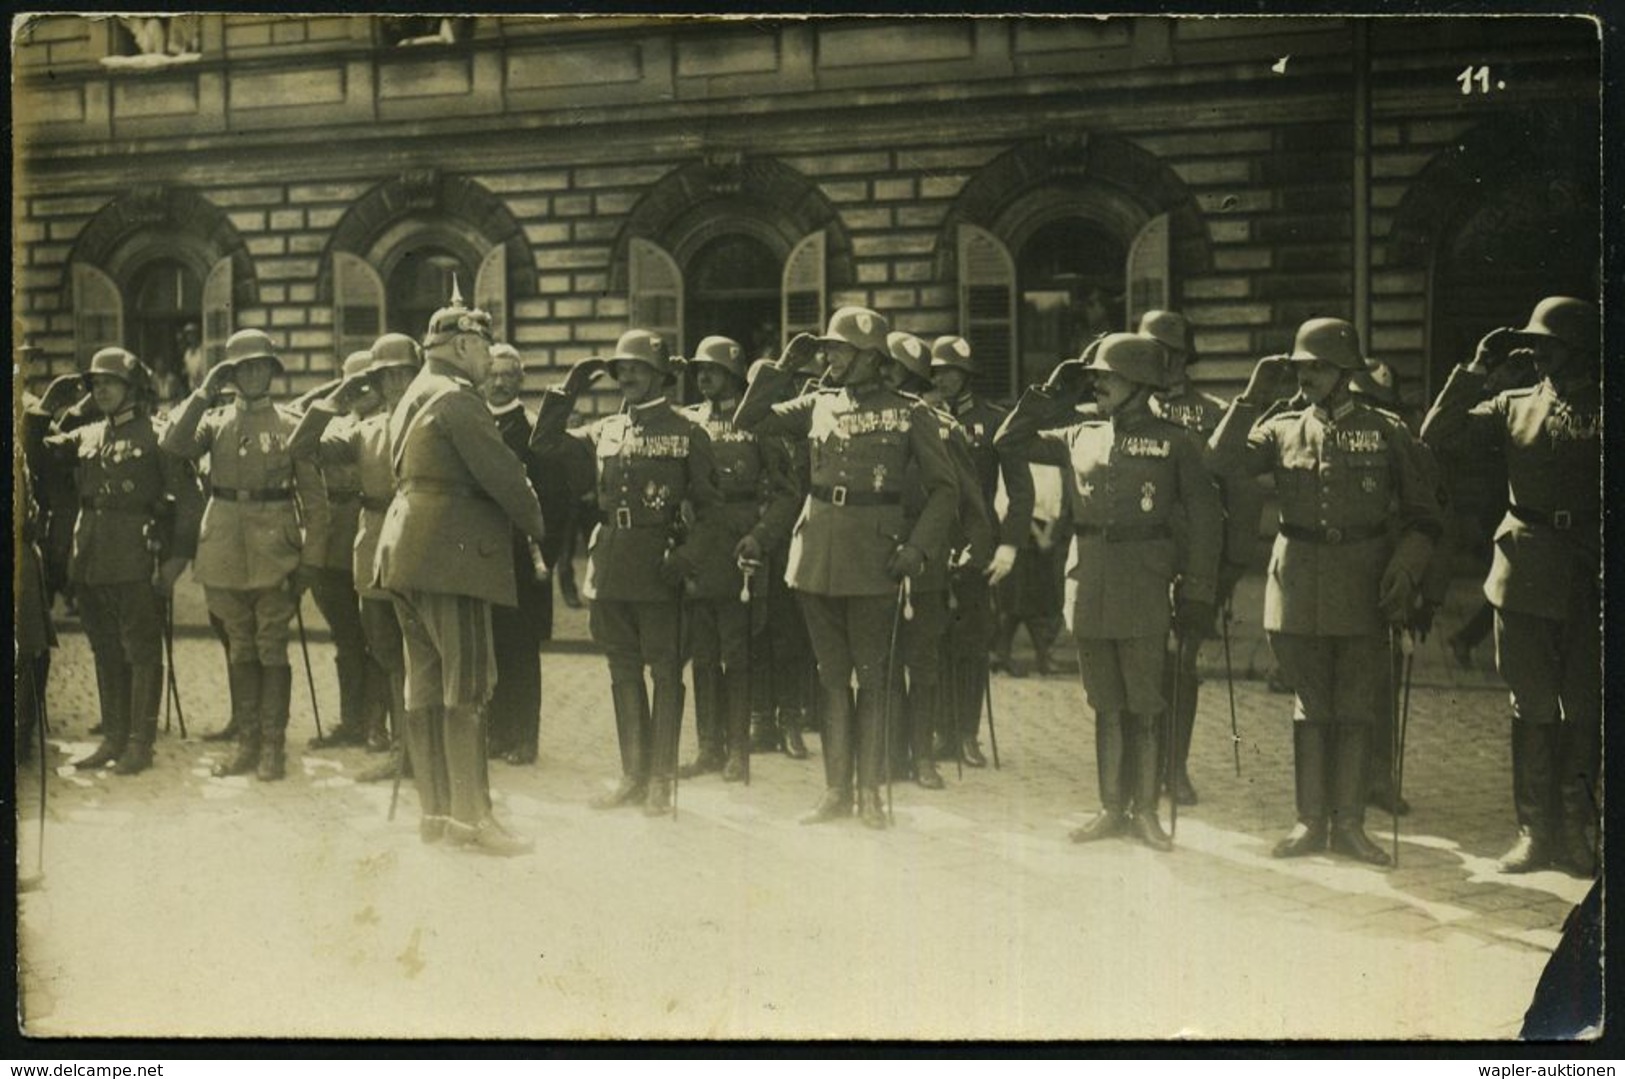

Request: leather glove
left=1175, top=598, right=1215, bottom=639
left=561, top=357, right=611, bottom=397
left=984, top=543, right=1018, bottom=586
left=1377, top=563, right=1418, bottom=625
left=198, top=360, right=236, bottom=404
left=1471, top=327, right=1520, bottom=373
left=885, top=543, right=926, bottom=581
left=1240, top=354, right=1296, bottom=405
left=777, top=332, right=820, bottom=375
left=154, top=557, right=189, bottom=592
left=1216, top=561, right=1247, bottom=607
left=1042, top=359, right=1093, bottom=399
left=1409, top=601, right=1437, bottom=642
left=733, top=532, right=764, bottom=567
left=290, top=563, right=321, bottom=598
left=660, top=546, right=694, bottom=588
left=40, top=373, right=86, bottom=414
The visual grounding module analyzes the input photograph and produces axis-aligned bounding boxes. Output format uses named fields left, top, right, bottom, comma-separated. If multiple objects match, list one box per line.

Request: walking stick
left=1166, top=631, right=1185, bottom=841
left=945, top=582, right=962, bottom=782
left=20, top=658, right=49, bottom=890
left=739, top=559, right=757, bottom=788
left=1221, top=598, right=1241, bottom=777
left=1393, top=626, right=1415, bottom=867
left=672, top=593, right=685, bottom=824
left=387, top=745, right=403, bottom=823
left=884, top=578, right=909, bottom=824
left=1388, top=625, right=1405, bottom=867
left=162, top=596, right=187, bottom=739
left=294, top=601, right=324, bottom=742
left=984, top=660, right=1001, bottom=770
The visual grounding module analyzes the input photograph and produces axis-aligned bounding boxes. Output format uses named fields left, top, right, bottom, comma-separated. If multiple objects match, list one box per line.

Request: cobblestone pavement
left=14, top=570, right=1591, bottom=1041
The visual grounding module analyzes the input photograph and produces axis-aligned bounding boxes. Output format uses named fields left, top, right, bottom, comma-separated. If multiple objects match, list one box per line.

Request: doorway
left=682, top=232, right=782, bottom=400
left=128, top=257, right=201, bottom=401
left=1016, top=218, right=1125, bottom=387
left=386, top=244, right=475, bottom=342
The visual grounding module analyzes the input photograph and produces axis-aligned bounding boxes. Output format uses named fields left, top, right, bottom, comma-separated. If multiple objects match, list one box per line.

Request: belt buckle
left=831, top=485, right=848, bottom=507
left=615, top=506, right=632, bottom=529
left=1552, top=510, right=1572, bottom=530
left=1324, top=526, right=1344, bottom=544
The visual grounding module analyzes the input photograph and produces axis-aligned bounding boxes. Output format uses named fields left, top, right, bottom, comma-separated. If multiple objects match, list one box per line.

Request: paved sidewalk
left=15, top=572, right=1590, bottom=1041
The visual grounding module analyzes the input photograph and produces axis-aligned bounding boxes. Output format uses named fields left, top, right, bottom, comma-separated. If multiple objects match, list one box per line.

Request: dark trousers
left=309, top=567, right=381, bottom=727
left=590, top=599, right=684, bottom=776
left=488, top=601, right=542, bottom=757
left=944, top=572, right=993, bottom=739
left=799, top=591, right=898, bottom=790
left=1496, top=605, right=1601, bottom=834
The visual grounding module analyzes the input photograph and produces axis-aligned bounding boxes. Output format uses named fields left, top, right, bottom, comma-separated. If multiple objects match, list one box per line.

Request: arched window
left=386, top=244, right=474, bottom=342
left=684, top=232, right=782, bottom=360
left=1017, top=218, right=1126, bottom=387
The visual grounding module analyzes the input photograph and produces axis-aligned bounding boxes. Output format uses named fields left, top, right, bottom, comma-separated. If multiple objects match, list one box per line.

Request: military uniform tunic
left=1153, top=383, right=1266, bottom=587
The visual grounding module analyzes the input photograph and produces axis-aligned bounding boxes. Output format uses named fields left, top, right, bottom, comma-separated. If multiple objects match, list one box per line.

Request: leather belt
left=212, top=486, right=293, bottom=503
left=722, top=492, right=760, bottom=504
left=360, top=495, right=393, bottom=513
left=328, top=490, right=360, bottom=504
left=1073, top=523, right=1171, bottom=543
left=1279, top=522, right=1386, bottom=545
left=397, top=478, right=494, bottom=503
left=1509, top=504, right=1590, bottom=532
left=79, top=495, right=154, bottom=514
left=809, top=484, right=902, bottom=508
left=608, top=506, right=671, bottom=530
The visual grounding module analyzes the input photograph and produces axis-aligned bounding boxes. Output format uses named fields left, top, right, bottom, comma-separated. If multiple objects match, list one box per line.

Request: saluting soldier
left=25, top=350, right=203, bottom=775
left=733, top=307, right=958, bottom=828
left=1207, top=318, right=1441, bottom=866
left=162, top=330, right=329, bottom=781
left=676, top=336, right=800, bottom=782
left=373, top=296, right=546, bottom=855
left=883, top=330, right=994, bottom=791
left=530, top=329, right=724, bottom=816
left=1420, top=297, right=1600, bottom=877
left=928, top=334, right=1034, bottom=767
left=996, top=333, right=1222, bottom=851
left=297, top=351, right=390, bottom=752
left=1140, top=309, right=1266, bottom=807
left=289, top=333, right=425, bottom=782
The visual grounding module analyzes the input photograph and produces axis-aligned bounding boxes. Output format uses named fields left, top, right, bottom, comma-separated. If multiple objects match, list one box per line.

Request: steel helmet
left=368, top=333, right=423, bottom=374
left=886, top=331, right=931, bottom=383
left=818, top=306, right=890, bottom=355
left=1080, top=333, right=1168, bottom=388
left=609, top=328, right=673, bottom=379
left=929, top=335, right=975, bottom=375
left=340, top=350, right=374, bottom=381
left=1507, top=296, right=1597, bottom=354
left=687, top=335, right=747, bottom=383
left=1136, top=310, right=1192, bottom=355
left=1350, top=360, right=1400, bottom=408
left=82, top=346, right=151, bottom=389
left=1288, top=318, right=1365, bottom=371
left=223, top=328, right=284, bottom=373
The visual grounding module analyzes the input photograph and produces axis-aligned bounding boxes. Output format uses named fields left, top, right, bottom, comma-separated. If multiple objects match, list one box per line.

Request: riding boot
left=1328, top=724, right=1390, bottom=866
left=1499, top=719, right=1559, bottom=873
left=1556, top=720, right=1600, bottom=877
left=779, top=706, right=810, bottom=759
left=857, top=786, right=888, bottom=830
left=309, top=654, right=366, bottom=748
left=643, top=673, right=684, bottom=817
left=255, top=665, right=293, bottom=782
left=362, top=659, right=392, bottom=752
left=679, top=663, right=726, bottom=779
left=1166, top=658, right=1199, bottom=806
left=74, top=657, right=130, bottom=769
left=1129, top=715, right=1173, bottom=851
left=855, top=683, right=888, bottom=795
left=721, top=666, right=752, bottom=782
left=113, top=663, right=164, bottom=775
left=1366, top=684, right=1410, bottom=815
left=1070, top=712, right=1126, bottom=843
left=591, top=682, right=649, bottom=809
left=357, top=669, right=407, bottom=780
left=1273, top=722, right=1330, bottom=857
left=803, top=686, right=854, bottom=823
left=750, top=706, right=780, bottom=754
left=886, top=677, right=913, bottom=782
left=910, top=682, right=944, bottom=790
left=213, top=664, right=264, bottom=777
left=989, top=614, right=1025, bottom=677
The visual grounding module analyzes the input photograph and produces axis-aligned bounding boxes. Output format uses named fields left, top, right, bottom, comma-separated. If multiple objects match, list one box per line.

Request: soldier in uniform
left=26, top=350, right=203, bottom=775
left=483, top=343, right=566, bottom=767
left=928, top=334, right=1033, bottom=767
left=733, top=307, right=958, bottom=828
left=677, top=337, right=799, bottom=782
left=1421, top=297, right=1599, bottom=877
left=530, top=329, right=723, bottom=816
left=373, top=297, right=546, bottom=855
left=996, top=334, right=1222, bottom=851
left=1207, top=318, right=1441, bottom=866
left=300, top=351, right=390, bottom=752
left=883, top=330, right=994, bottom=790
left=290, top=333, right=425, bottom=782
left=1141, top=309, right=1266, bottom=806
left=162, top=330, right=328, bottom=781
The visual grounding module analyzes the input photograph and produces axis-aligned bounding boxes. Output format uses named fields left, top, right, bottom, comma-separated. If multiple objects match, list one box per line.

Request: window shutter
left=957, top=224, right=1017, bottom=400
left=72, top=263, right=124, bottom=368
left=628, top=237, right=683, bottom=356
left=202, top=256, right=234, bottom=370
left=474, top=242, right=508, bottom=343
left=780, top=228, right=827, bottom=345
left=333, top=251, right=385, bottom=372
left=1125, top=213, right=1171, bottom=329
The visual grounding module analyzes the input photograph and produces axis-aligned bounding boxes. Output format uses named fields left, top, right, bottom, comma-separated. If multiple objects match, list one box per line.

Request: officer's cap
left=886, top=331, right=931, bottom=383
left=367, top=333, right=423, bottom=374
left=818, top=306, right=890, bottom=355
left=83, top=346, right=150, bottom=389
left=687, top=336, right=747, bottom=382
left=929, top=335, right=975, bottom=375
left=1081, top=333, right=1168, bottom=388
left=222, top=329, right=284, bottom=374
left=1289, top=318, right=1365, bottom=372
left=1508, top=296, right=1597, bottom=354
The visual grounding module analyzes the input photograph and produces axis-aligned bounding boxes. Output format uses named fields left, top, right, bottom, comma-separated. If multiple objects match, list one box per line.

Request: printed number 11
left=1458, top=65, right=1494, bottom=94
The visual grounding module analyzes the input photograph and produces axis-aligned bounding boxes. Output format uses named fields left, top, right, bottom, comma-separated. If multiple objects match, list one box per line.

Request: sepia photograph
left=10, top=10, right=1606, bottom=1046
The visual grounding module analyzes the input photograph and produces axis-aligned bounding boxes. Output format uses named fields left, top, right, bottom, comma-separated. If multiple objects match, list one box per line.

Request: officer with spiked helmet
left=162, top=329, right=330, bottom=782
left=26, top=347, right=204, bottom=775
left=530, top=328, right=725, bottom=816
left=1421, top=296, right=1600, bottom=877
left=928, top=334, right=1034, bottom=768
left=373, top=291, right=546, bottom=855
left=996, top=333, right=1222, bottom=851
left=733, top=307, right=959, bottom=828
left=1209, top=318, right=1442, bottom=866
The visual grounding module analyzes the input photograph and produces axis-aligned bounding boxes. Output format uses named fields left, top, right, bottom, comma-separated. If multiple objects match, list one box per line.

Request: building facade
left=14, top=14, right=1601, bottom=413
